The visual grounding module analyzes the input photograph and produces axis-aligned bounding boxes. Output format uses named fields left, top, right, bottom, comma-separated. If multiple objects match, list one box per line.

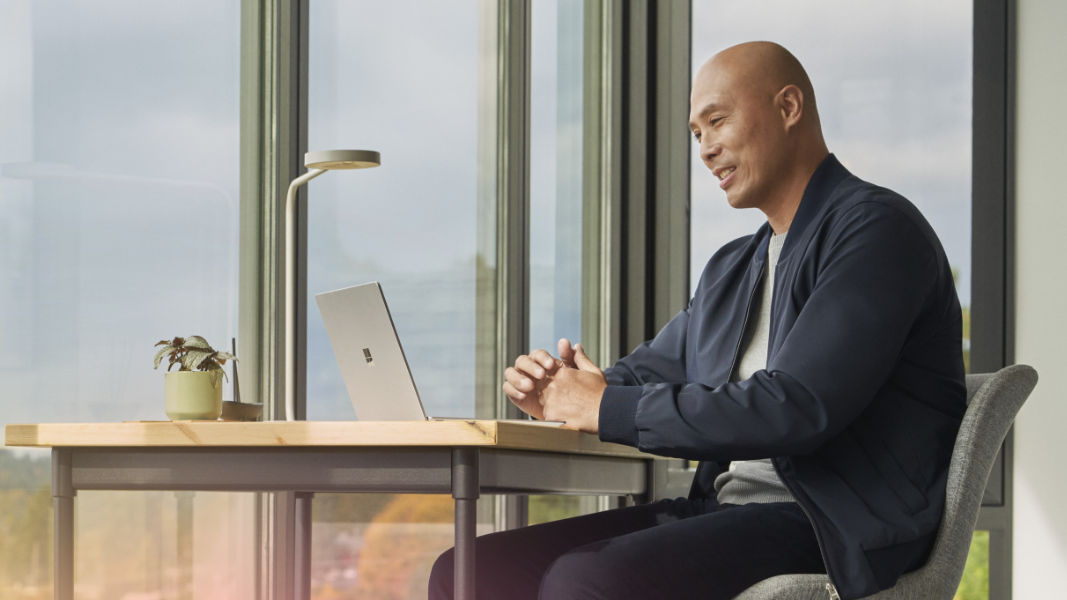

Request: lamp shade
left=305, top=149, right=380, bottom=170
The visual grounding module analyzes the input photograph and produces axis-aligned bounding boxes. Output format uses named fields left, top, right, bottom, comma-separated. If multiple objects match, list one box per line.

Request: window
left=306, top=0, right=482, bottom=422
left=305, top=1, right=487, bottom=596
left=528, top=0, right=599, bottom=523
left=0, top=0, right=251, bottom=596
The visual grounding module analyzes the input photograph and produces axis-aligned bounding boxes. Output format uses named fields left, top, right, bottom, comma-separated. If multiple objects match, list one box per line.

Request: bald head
left=689, top=41, right=829, bottom=231
left=694, top=41, right=820, bottom=129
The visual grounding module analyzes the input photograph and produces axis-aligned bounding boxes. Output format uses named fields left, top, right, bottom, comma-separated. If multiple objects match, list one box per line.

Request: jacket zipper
left=727, top=262, right=765, bottom=378
left=772, top=460, right=840, bottom=600
left=755, top=246, right=838, bottom=599
left=735, top=254, right=838, bottom=597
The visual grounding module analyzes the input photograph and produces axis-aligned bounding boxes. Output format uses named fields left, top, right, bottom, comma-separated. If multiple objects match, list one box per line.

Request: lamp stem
left=285, top=168, right=326, bottom=421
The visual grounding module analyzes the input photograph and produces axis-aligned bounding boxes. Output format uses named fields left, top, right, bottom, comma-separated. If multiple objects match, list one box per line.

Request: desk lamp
left=285, top=149, right=380, bottom=421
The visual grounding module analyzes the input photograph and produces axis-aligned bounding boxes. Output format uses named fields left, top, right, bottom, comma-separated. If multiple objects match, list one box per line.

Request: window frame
left=971, top=0, right=1017, bottom=598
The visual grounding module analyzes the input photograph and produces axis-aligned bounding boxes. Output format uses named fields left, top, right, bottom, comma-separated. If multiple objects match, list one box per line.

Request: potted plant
left=154, top=336, right=237, bottom=421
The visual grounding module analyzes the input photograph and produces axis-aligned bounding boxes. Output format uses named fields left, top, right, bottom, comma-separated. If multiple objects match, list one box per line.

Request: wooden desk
left=6, top=421, right=655, bottom=600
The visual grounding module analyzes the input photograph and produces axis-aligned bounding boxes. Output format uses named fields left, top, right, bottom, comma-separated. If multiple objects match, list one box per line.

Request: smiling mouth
left=717, top=167, right=736, bottom=181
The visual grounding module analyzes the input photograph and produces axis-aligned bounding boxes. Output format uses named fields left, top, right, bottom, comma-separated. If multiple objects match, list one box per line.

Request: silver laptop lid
left=315, top=282, right=427, bottom=421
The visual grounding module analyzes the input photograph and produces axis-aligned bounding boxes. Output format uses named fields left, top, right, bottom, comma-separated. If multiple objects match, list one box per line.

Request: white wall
left=1013, top=0, right=1067, bottom=596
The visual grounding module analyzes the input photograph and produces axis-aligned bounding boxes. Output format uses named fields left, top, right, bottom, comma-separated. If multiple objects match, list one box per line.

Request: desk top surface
left=5, top=420, right=653, bottom=459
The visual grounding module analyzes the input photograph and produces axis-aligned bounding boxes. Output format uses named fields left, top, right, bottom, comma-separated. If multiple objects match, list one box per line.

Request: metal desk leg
left=294, top=492, right=315, bottom=600
left=52, top=449, right=75, bottom=600
left=452, top=448, right=480, bottom=600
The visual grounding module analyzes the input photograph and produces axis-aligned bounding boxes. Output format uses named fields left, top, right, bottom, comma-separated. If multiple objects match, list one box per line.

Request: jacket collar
left=751, top=154, right=851, bottom=264
left=778, top=153, right=851, bottom=259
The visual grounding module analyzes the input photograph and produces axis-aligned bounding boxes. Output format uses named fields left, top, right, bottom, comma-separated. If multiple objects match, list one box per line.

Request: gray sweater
left=713, top=231, right=796, bottom=506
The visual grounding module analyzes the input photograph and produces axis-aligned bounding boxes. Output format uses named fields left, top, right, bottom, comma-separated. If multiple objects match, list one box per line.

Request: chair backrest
left=731, top=365, right=1038, bottom=600
left=900, top=365, right=1038, bottom=598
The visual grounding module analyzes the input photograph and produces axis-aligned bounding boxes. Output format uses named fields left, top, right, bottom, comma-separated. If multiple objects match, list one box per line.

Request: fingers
left=573, top=343, right=603, bottom=374
left=502, top=379, right=525, bottom=400
left=503, top=379, right=534, bottom=405
left=515, top=355, right=550, bottom=382
left=504, top=366, right=538, bottom=395
left=502, top=380, right=546, bottom=420
left=528, top=349, right=558, bottom=371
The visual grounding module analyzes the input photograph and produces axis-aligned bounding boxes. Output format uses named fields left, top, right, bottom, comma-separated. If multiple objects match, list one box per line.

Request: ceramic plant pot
left=165, top=371, right=223, bottom=421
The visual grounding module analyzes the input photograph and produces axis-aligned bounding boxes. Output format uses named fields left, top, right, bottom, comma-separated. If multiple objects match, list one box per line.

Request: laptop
left=315, top=282, right=563, bottom=426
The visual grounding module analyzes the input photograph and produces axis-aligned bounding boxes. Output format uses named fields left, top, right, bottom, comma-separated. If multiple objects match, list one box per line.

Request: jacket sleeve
left=602, top=307, right=691, bottom=387
left=599, top=307, right=691, bottom=436
left=598, top=203, right=938, bottom=460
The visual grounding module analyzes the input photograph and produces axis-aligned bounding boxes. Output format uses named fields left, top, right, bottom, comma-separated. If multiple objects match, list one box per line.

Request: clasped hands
left=502, top=338, right=608, bottom=433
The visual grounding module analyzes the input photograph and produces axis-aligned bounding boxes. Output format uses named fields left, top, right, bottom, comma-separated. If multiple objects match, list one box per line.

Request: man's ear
left=776, top=84, right=804, bottom=131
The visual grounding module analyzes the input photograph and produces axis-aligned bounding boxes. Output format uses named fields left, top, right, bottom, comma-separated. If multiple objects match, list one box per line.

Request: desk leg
left=294, top=492, right=315, bottom=600
left=52, top=449, right=75, bottom=600
left=452, top=448, right=479, bottom=600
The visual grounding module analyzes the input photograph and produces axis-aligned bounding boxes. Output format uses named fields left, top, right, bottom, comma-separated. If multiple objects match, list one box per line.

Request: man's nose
left=702, top=140, right=722, bottom=164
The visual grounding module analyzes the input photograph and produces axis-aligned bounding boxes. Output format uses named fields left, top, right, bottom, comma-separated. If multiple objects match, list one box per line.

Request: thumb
left=573, top=344, right=601, bottom=373
left=558, top=338, right=576, bottom=368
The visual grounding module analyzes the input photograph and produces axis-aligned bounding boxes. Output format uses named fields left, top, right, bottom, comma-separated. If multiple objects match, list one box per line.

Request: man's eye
left=710, top=117, right=723, bottom=126
left=692, top=132, right=701, bottom=142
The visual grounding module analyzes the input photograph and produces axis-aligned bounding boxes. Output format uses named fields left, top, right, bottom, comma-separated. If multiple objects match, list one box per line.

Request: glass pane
left=312, top=494, right=494, bottom=598
left=307, top=3, right=486, bottom=597
left=75, top=491, right=256, bottom=598
left=690, top=0, right=973, bottom=369
left=529, top=496, right=583, bottom=526
left=307, top=0, right=481, bottom=421
left=530, top=0, right=585, bottom=355
left=0, top=0, right=248, bottom=596
left=956, top=530, right=990, bottom=600
left=527, top=0, right=597, bottom=523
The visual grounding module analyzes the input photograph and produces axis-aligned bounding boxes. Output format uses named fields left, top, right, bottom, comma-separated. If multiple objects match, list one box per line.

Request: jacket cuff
left=598, top=385, right=643, bottom=447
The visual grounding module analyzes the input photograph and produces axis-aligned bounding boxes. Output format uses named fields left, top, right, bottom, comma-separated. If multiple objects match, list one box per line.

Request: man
left=430, top=41, right=965, bottom=600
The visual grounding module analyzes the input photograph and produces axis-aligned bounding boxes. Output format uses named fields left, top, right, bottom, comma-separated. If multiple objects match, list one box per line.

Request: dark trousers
left=428, top=498, right=825, bottom=600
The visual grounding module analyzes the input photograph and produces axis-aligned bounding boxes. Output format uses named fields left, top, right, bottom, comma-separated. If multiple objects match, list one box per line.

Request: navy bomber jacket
left=598, top=154, right=966, bottom=600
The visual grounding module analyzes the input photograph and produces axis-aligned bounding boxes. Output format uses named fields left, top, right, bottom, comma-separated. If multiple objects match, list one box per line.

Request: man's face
left=688, top=61, right=788, bottom=210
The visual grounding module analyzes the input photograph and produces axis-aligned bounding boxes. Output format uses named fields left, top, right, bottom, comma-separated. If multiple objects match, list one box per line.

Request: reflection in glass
left=690, top=0, right=973, bottom=368
left=0, top=0, right=248, bottom=597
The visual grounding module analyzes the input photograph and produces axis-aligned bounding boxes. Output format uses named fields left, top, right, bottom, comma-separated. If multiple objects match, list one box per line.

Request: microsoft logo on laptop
left=363, top=348, right=374, bottom=365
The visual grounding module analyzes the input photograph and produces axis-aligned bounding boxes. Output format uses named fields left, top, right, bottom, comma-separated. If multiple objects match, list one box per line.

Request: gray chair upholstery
left=732, top=365, right=1039, bottom=600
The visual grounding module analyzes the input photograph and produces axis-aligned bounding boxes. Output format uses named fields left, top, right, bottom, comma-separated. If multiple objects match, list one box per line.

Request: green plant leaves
left=181, top=349, right=216, bottom=372
left=183, top=336, right=211, bottom=349
left=153, top=344, right=176, bottom=370
left=207, top=364, right=226, bottom=388
left=153, top=335, right=237, bottom=377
